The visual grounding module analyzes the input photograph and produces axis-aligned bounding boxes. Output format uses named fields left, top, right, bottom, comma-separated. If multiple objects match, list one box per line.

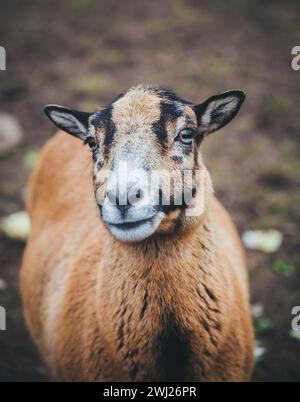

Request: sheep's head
left=45, top=84, right=245, bottom=242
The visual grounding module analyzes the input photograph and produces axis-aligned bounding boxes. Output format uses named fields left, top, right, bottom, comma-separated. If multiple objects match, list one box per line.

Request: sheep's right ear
left=44, top=105, right=93, bottom=140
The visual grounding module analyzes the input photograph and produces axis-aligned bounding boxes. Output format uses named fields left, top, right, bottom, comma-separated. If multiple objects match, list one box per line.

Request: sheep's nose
left=106, top=186, right=144, bottom=215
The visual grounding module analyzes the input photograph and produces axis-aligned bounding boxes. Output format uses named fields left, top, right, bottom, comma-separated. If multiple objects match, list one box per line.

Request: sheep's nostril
left=107, top=186, right=144, bottom=208
left=106, top=189, right=118, bottom=205
left=128, top=187, right=143, bottom=205
left=136, top=189, right=143, bottom=199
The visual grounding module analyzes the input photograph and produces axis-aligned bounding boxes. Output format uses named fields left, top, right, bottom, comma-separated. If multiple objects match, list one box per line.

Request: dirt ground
left=0, top=0, right=300, bottom=381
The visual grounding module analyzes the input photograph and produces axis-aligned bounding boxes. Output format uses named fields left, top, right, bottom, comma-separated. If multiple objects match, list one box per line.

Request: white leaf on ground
left=242, top=230, right=283, bottom=253
left=0, top=211, right=31, bottom=240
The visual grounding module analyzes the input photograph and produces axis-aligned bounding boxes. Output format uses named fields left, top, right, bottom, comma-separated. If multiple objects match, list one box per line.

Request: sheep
left=20, top=84, right=254, bottom=381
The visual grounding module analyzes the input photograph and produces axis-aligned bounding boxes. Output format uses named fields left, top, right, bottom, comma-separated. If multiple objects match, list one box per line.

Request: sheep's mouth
left=109, top=217, right=154, bottom=231
left=105, top=213, right=164, bottom=242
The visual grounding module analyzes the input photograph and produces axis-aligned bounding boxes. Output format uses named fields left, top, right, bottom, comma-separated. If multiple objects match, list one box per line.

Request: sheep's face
left=45, top=85, right=245, bottom=242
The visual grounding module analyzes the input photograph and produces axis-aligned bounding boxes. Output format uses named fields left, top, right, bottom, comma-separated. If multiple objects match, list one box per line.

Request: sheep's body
left=21, top=132, right=254, bottom=381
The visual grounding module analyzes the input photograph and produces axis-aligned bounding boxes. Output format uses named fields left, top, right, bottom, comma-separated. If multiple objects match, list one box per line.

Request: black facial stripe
left=152, top=120, right=167, bottom=151
left=92, top=150, right=98, bottom=162
left=152, top=101, right=183, bottom=151
left=182, top=144, right=193, bottom=156
left=103, top=121, right=116, bottom=153
left=157, top=183, right=197, bottom=215
left=158, top=194, right=187, bottom=214
left=111, top=91, right=125, bottom=104
left=160, top=204, right=184, bottom=215
left=162, top=101, right=183, bottom=120
left=96, top=159, right=103, bottom=169
left=174, top=214, right=183, bottom=232
left=185, top=117, right=195, bottom=125
left=195, top=132, right=204, bottom=146
left=91, top=106, right=116, bottom=157
left=172, top=155, right=183, bottom=164
left=151, top=85, right=192, bottom=105
left=90, top=112, right=102, bottom=127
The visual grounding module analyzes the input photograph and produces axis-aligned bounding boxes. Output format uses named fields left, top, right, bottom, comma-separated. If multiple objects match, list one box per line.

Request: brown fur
left=21, top=130, right=254, bottom=381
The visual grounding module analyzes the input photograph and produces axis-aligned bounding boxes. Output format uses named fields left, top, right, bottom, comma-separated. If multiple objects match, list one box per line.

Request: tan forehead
left=111, top=88, right=198, bottom=133
left=111, top=88, right=162, bottom=125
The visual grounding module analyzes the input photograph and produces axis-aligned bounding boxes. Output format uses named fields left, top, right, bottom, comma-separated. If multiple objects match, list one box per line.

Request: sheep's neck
left=98, top=213, right=221, bottom=380
left=103, top=216, right=215, bottom=304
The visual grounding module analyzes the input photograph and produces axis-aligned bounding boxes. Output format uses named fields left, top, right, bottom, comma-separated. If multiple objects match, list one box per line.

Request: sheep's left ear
left=44, top=104, right=93, bottom=140
left=194, top=90, right=246, bottom=135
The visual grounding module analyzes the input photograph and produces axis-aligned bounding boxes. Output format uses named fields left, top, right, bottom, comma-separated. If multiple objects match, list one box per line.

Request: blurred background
left=0, top=0, right=300, bottom=381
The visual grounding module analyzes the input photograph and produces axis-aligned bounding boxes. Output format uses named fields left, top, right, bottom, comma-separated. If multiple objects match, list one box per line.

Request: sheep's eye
left=84, top=137, right=98, bottom=151
left=178, top=128, right=194, bottom=145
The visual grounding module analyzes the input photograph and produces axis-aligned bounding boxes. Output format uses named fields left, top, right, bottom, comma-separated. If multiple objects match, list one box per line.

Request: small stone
left=289, top=329, right=300, bottom=341
left=251, top=303, right=264, bottom=319
left=0, top=211, right=31, bottom=240
left=0, top=112, right=23, bottom=155
left=0, top=278, right=8, bottom=291
left=254, top=344, right=267, bottom=360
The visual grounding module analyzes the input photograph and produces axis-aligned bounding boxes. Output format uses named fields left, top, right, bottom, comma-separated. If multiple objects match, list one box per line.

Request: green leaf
left=274, top=259, right=295, bottom=278
left=255, top=317, right=272, bottom=333
left=24, top=149, right=40, bottom=169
